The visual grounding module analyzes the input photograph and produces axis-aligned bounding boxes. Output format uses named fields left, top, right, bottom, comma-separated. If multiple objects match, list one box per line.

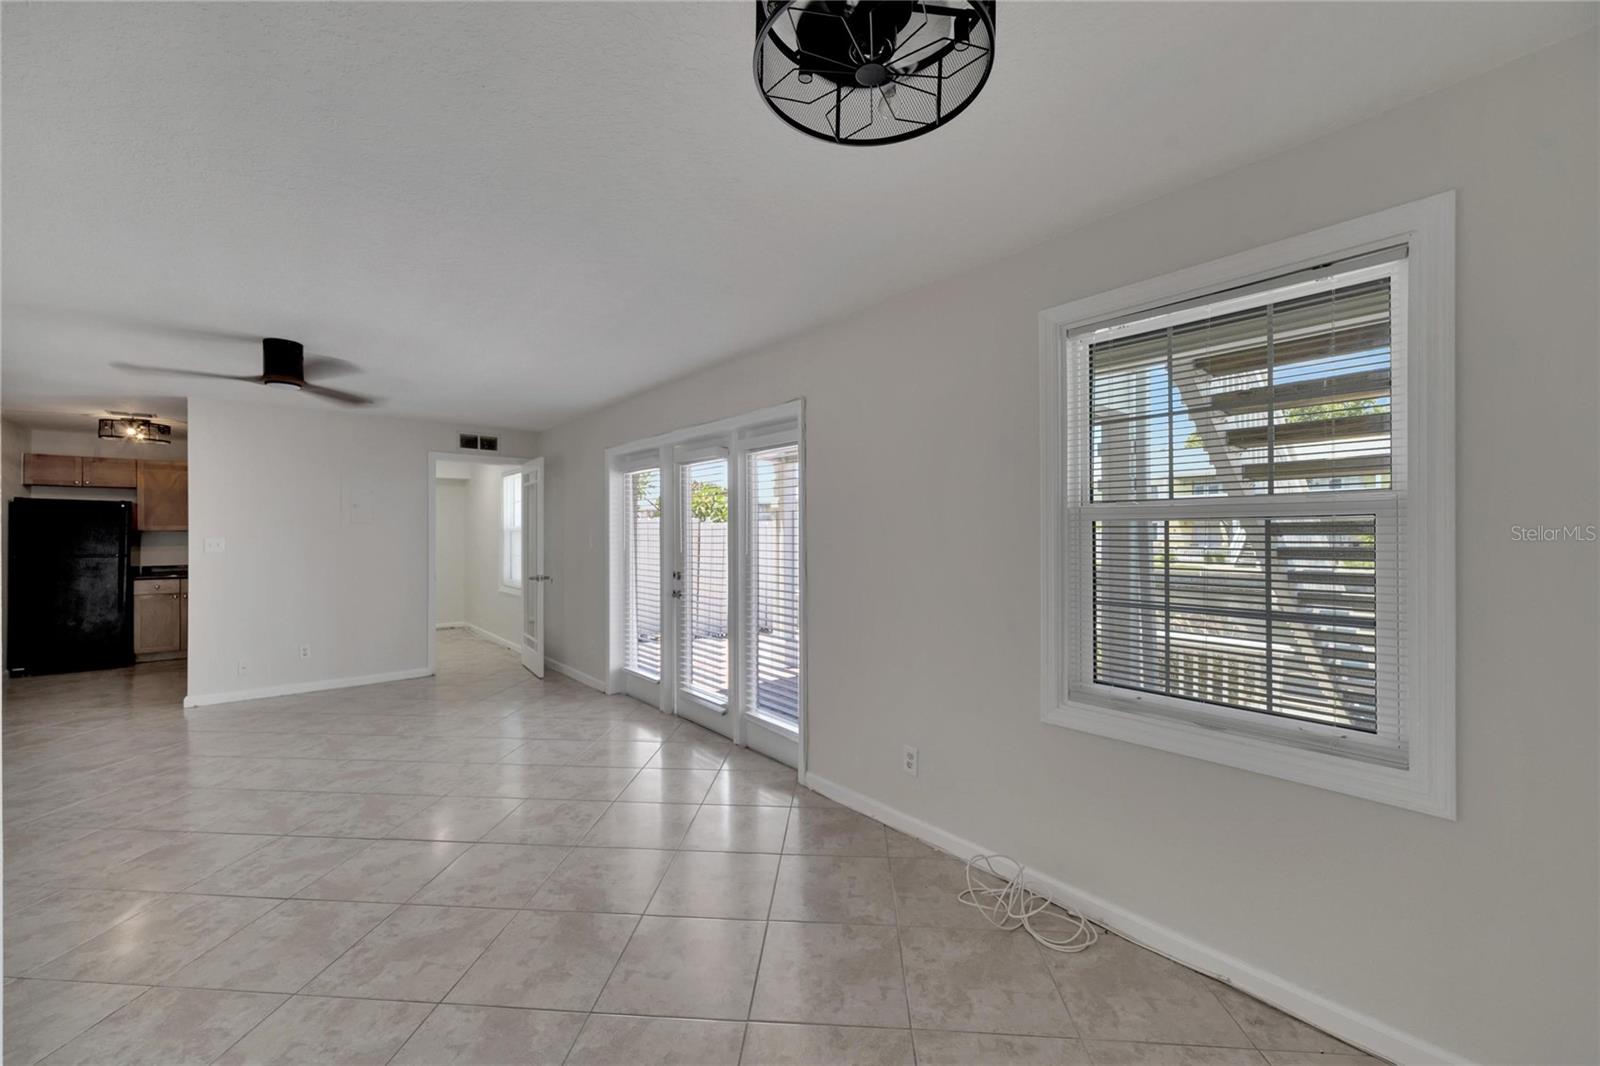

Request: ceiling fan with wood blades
left=113, top=337, right=376, bottom=407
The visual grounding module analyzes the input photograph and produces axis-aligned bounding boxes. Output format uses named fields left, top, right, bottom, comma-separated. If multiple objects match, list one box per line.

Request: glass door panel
left=677, top=456, right=731, bottom=715
left=624, top=468, right=663, bottom=680
left=748, top=445, right=800, bottom=724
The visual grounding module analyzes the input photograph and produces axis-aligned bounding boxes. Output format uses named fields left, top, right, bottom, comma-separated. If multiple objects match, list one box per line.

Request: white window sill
left=498, top=586, right=520, bottom=597
left=1043, top=697, right=1453, bottom=819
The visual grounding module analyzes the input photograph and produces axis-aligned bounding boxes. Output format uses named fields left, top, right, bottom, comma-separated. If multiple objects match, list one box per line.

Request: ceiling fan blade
left=301, top=383, right=376, bottom=407
left=302, top=354, right=360, bottom=379
left=12, top=304, right=262, bottom=344
left=111, top=361, right=259, bottom=382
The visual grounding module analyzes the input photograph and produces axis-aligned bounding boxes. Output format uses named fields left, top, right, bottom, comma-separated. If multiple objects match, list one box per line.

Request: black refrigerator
left=7, top=498, right=134, bottom=676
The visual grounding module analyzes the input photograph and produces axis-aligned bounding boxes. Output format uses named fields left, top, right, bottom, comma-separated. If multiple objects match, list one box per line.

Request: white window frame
left=500, top=470, right=522, bottom=594
left=1039, top=192, right=1456, bottom=818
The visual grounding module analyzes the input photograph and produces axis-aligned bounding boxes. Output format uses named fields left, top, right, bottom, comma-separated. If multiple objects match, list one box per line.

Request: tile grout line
left=12, top=640, right=1369, bottom=1063
left=203, top=987, right=295, bottom=1064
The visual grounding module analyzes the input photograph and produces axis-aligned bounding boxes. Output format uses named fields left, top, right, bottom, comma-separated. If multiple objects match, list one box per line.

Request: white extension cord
left=958, top=855, right=1099, bottom=953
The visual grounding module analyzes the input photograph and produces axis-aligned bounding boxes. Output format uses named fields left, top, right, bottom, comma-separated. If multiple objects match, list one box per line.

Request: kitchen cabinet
left=22, top=454, right=82, bottom=486
left=136, top=461, right=187, bottom=531
left=83, top=457, right=138, bottom=488
left=134, top=578, right=184, bottom=658
left=21, top=453, right=187, bottom=530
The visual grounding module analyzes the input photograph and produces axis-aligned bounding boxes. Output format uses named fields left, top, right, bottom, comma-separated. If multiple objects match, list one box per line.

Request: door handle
left=527, top=575, right=553, bottom=582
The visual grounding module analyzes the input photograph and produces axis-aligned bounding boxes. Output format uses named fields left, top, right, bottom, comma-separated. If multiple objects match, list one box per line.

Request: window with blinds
left=748, top=444, right=801, bottom=723
left=500, top=472, right=522, bottom=591
left=1072, top=252, right=1404, bottom=752
left=623, top=468, right=662, bottom=679
left=680, top=457, right=730, bottom=703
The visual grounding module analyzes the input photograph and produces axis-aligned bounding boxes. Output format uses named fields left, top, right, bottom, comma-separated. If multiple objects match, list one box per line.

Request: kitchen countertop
left=133, top=566, right=188, bottom=579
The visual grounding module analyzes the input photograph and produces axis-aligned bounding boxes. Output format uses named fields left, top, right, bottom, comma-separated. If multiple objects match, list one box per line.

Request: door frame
left=520, top=457, right=546, bottom=678
left=425, top=450, right=534, bottom=677
left=604, top=400, right=806, bottom=774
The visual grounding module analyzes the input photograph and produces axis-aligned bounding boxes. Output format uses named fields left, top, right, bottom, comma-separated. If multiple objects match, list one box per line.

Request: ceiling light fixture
left=99, top=414, right=173, bottom=444
left=753, top=0, right=996, bottom=145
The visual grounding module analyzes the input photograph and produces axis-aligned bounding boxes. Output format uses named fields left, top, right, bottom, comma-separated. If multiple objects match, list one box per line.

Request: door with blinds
left=746, top=444, right=801, bottom=726
left=673, top=450, right=733, bottom=735
left=607, top=403, right=804, bottom=765
left=616, top=463, right=664, bottom=706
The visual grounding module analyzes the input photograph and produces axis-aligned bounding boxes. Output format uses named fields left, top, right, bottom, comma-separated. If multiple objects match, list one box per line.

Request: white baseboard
left=801, top=771, right=1464, bottom=1066
left=547, top=658, right=606, bottom=692
left=183, top=666, right=434, bottom=708
left=437, top=620, right=522, bottom=654
left=458, top=622, right=520, bottom=653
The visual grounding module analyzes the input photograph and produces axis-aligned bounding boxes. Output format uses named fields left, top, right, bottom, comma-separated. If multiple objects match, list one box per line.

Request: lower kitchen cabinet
left=134, top=578, right=187, bottom=660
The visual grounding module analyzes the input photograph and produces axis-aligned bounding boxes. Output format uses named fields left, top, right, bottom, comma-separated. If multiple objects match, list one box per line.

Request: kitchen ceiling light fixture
left=98, top=414, right=173, bottom=444
left=754, top=0, right=996, bottom=145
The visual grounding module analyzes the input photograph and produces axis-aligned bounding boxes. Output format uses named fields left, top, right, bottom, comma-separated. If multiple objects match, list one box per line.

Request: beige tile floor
left=3, top=630, right=1385, bottom=1065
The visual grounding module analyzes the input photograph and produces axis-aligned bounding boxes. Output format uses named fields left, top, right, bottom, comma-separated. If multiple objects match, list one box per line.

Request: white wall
left=186, top=397, right=536, bottom=702
left=534, top=35, right=1599, bottom=1066
left=434, top=476, right=468, bottom=624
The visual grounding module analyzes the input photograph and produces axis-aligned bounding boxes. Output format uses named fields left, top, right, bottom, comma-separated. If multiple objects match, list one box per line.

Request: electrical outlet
left=237, top=661, right=248, bottom=677
left=902, top=746, right=919, bottom=776
left=299, top=644, right=311, bottom=660
left=204, top=537, right=226, bottom=553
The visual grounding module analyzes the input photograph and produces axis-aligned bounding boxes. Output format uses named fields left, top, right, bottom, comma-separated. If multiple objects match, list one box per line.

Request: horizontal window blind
left=680, top=457, right=730, bottom=703
left=748, top=445, right=801, bottom=723
left=1091, top=514, right=1383, bottom=732
left=624, top=468, right=662, bottom=680
left=1075, top=255, right=1403, bottom=744
left=1090, top=273, right=1393, bottom=500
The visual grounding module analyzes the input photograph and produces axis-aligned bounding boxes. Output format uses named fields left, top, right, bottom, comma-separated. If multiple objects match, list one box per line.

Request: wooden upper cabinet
left=83, top=457, right=138, bottom=488
left=22, top=453, right=187, bottom=528
left=136, top=461, right=188, bottom=531
left=22, top=453, right=82, bottom=486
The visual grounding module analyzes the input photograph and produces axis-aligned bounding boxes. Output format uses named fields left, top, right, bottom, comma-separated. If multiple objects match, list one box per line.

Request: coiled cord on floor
left=958, top=855, right=1099, bottom=953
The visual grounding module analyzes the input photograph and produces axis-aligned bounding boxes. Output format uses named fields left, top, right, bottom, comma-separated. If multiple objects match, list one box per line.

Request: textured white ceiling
left=3, top=2, right=1593, bottom=430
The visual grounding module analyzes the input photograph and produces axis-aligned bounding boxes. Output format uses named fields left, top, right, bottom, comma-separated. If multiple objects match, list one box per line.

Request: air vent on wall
left=458, top=433, right=500, bottom=452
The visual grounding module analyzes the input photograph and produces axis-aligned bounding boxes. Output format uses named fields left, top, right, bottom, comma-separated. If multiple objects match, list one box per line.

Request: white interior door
left=521, top=457, right=546, bottom=678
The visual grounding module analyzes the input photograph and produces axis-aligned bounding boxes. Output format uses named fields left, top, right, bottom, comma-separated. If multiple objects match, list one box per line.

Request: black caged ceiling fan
left=114, top=337, right=375, bottom=407
left=753, top=0, right=996, bottom=145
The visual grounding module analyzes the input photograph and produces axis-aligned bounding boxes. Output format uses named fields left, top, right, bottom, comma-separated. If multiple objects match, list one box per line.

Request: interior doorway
left=607, top=401, right=804, bottom=771
left=427, top=452, right=533, bottom=676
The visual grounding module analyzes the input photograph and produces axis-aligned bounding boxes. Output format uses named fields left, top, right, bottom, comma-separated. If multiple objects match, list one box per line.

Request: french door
left=673, top=451, right=733, bottom=734
left=608, top=402, right=803, bottom=767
